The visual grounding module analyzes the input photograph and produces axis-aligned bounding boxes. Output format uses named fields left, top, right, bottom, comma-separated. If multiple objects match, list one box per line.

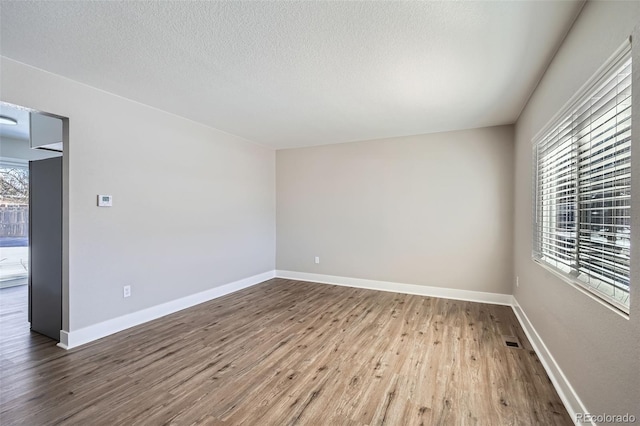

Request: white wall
left=0, top=57, right=276, bottom=333
left=277, top=125, right=514, bottom=294
left=514, top=1, right=640, bottom=418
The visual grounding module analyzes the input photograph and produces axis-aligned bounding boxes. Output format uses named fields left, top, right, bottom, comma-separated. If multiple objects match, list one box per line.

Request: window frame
left=532, top=39, right=633, bottom=315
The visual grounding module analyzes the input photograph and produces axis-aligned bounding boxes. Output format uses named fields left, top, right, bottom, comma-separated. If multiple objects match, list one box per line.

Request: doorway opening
left=0, top=101, right=64, bottom=344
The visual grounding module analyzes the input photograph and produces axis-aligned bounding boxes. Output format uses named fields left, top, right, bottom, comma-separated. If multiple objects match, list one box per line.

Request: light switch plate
left=98, top=194, right=113, bottom=207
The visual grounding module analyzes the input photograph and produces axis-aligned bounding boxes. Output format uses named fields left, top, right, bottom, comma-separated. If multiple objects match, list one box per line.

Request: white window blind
left=533, top=43, right=632, bottom=313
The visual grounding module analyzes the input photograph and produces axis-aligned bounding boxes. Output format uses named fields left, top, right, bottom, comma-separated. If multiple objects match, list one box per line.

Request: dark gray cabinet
left=29, top=157, right=62, bottom=341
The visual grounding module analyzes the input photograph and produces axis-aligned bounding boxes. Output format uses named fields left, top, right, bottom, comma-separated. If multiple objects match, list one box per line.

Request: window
left=0, top=161, right=29, bottom=286
left=533, top=42, right=632, bottom=313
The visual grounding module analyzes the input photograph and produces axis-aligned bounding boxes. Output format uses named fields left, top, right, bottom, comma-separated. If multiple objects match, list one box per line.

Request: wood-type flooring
left=0, top=278, right=571, bottom=425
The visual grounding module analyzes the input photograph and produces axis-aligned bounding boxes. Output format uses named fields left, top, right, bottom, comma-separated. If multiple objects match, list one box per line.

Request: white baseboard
left=275, top=270, right=514, bottom=306
left=511, top=298, right=588, bottom=426
left=57, top=331, right=70, bottom=350
left=58, top=270, right=275, bottom=350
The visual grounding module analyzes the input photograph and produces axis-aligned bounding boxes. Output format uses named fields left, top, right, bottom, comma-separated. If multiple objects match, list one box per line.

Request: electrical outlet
left=516, top=276, right=520, bottom=287
left=315, top=256, right=320, bottom=264
left=123, top=285, right=131, bottom=298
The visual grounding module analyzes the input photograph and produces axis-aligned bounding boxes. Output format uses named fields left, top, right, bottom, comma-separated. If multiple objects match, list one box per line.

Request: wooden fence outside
left=0, top=204, right=29, bottom=238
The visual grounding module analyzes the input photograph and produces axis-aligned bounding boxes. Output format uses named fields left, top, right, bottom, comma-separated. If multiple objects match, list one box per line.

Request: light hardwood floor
left=0, top=279, right=571, bottom=425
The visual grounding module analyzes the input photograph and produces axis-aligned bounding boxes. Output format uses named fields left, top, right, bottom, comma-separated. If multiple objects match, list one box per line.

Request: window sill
left=531, top=257, right=630, bottom=320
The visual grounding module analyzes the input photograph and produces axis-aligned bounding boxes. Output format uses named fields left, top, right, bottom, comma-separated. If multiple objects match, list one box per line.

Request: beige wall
left=513, top=1, right=640, bottom=418
left=277, top=126, right=514, bottom=294
left=1, top=57, right=276, bottom=331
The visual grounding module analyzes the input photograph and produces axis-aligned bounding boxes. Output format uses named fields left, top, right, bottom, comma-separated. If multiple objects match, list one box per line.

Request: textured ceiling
left=0, top=1, right=583, bottom=149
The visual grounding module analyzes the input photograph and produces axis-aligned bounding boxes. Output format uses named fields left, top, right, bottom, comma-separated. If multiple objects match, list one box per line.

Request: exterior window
left=0, top=163, right=29, bottom=286
left=533, top=43, right=632, bottom=313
